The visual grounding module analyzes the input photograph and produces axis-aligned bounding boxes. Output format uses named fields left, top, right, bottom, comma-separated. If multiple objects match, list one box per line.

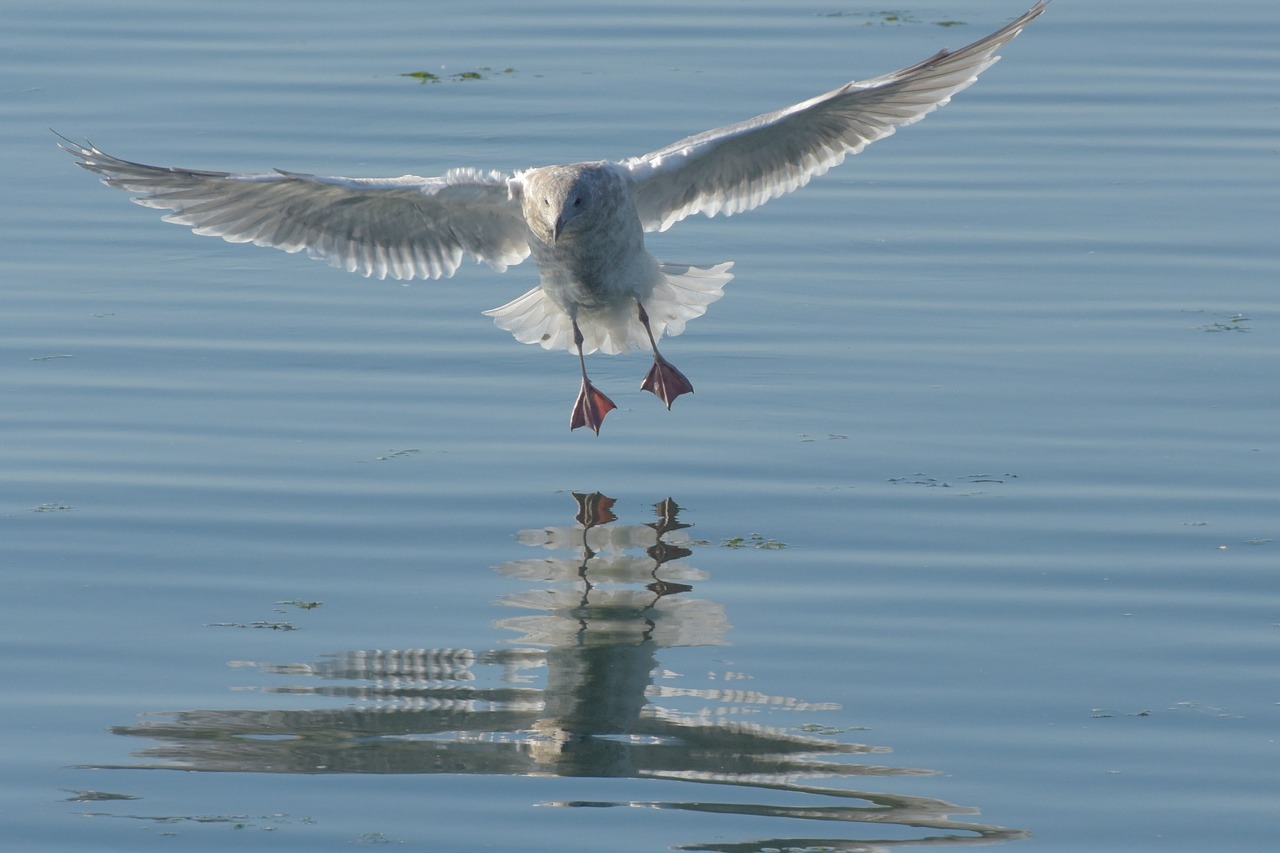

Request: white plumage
left=60, top=3, right=1045, bottom=433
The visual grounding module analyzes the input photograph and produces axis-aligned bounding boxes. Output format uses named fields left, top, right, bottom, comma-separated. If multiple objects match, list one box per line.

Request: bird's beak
left=552, top=216, right=564, bottom=243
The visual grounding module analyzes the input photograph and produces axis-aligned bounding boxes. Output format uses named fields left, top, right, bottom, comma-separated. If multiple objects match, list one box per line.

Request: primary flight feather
left=60, top=3, right=1045, bottom=434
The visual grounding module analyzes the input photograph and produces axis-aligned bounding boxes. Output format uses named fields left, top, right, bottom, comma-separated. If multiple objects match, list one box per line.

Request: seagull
left=59, top=3, right=1044, bottom=434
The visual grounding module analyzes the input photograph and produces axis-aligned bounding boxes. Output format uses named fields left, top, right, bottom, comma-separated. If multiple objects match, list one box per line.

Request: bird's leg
left=569, top=317, right=616, bottom=434
left=638, top=302, right=693, bottom=409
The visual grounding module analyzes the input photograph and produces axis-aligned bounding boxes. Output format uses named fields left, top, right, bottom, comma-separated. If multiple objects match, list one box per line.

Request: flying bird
left=60, top=3, right=1045, bottom=434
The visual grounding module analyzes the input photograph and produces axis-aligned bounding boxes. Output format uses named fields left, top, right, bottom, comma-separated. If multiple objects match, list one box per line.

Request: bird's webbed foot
left=570, top=379, right=617, bottom=434
left=641, top=354, right=694, bottom=410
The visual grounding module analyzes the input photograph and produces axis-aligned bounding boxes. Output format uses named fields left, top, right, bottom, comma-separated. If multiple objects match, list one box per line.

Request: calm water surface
left=3, top=1, right=1277, bottom=850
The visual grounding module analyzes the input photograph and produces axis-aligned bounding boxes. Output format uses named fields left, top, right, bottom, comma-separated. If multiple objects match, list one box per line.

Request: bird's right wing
left=59, top=136, right=531, bottom=281
left=620, top=3, right=1045, bottom=233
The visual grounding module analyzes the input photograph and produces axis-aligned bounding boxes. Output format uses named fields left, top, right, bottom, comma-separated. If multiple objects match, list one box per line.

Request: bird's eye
left=573, top=197, right=582, bottom=208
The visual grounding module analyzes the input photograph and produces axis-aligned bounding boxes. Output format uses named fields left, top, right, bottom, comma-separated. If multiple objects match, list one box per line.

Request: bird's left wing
left=620, top=2, right=1045, bottom=233
left=59, top=136, right=531, bottom=281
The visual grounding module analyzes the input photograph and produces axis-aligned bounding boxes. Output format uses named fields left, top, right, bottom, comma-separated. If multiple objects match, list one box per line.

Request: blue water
left=3, top=1, right=1277, bottom=850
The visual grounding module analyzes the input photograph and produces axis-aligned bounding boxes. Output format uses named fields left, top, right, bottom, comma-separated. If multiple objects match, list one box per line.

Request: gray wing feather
left=621, top=3, right=1046, bottom=233
left=59, top=137, right=530, bottom=281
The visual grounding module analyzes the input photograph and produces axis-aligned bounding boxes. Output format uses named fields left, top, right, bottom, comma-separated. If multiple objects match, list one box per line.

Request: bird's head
left=521, top=164, right=603, bottom=245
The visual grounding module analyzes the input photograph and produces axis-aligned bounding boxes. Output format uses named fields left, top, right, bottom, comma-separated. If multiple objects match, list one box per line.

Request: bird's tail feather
left=483, top=261, right=733, bottom=355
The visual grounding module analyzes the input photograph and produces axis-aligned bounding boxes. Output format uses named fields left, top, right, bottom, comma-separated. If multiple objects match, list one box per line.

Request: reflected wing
left=621, top=3, right=1045, bottom=233
left=59, top=136, right=531, bottom=281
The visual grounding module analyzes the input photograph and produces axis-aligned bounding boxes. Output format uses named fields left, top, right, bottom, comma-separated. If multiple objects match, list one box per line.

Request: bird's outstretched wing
left=620, top=2, right=1045, bottom=233
left=57, top=136, right=531, bottom=281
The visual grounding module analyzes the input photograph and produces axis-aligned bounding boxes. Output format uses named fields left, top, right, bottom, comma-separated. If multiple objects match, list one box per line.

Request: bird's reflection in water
left=97, top=493, right=1027, bottom=849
